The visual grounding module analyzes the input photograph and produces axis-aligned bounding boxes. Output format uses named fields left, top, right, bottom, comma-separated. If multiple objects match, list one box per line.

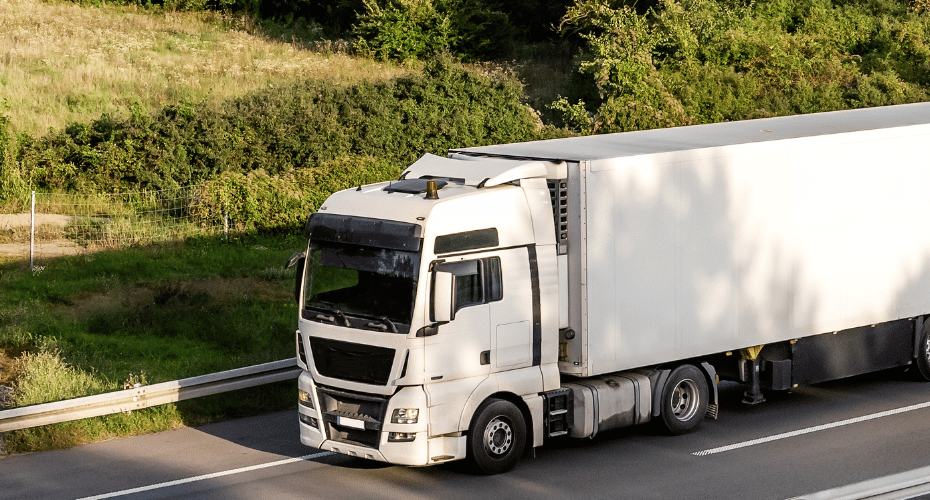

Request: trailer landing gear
left=740, top=346, right=767, bottom=405
left=742, top=357, right=766, bottom=405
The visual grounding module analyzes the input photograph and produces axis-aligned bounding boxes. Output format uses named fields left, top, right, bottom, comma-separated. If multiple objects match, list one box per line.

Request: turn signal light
left=298, top=390, right=314, bottom=409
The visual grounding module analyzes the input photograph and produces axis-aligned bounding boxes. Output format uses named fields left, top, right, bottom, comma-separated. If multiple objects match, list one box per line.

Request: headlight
left=298, top=389, right=314, bottom=409
left=391, top=408, right=419, bottom=424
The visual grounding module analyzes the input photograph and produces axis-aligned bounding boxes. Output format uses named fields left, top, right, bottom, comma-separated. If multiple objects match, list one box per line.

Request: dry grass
left=0, top=0, right=409, bottom=137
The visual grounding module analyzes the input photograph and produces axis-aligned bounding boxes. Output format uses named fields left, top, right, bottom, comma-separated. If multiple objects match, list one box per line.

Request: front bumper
left=297, top=371, right=433, bottom=466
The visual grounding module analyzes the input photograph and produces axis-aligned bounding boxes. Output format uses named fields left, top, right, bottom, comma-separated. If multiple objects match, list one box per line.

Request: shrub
left=0, top=116, right=29, bottom=209
left=353, top=0, right=571, bottom=62
left=354, top=0, right=455, bottom=62
left=443, top=0, right=518, bottom=61
left=553, top=0, right=930, bottom=133
left=13, top=349, right=108, bottom=407
left=197, top=169, right=311, bottom=232
left=17, top=56, right=541, bottom=196
left=196, top=156, right=408, bottom=232
left=556, top=1, right=691, bottom=132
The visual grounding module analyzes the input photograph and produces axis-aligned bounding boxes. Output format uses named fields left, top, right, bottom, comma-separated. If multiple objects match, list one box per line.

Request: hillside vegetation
left=4, top=0, right=927, bottom=221
left=2, top=56, right=551, bottom=230
left=0, top=0, right=406, bottom=138
left=552, top=0, right=930, bottom=132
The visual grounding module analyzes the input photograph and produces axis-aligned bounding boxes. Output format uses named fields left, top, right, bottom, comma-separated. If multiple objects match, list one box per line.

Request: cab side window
left=455, top=265, right=482, bottom=310
left=436, top=257, right=502, bottom=313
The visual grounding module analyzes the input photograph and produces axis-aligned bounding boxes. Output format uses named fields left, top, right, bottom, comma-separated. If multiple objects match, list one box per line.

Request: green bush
left=354, top=0, right=455, bottom=62
left=352, top=0, right=573, bottom=62
left=195, top=156, right=420, bottom=232
left=445, top=0, right=517, bottom=61
left=0, top=116, right=29, bottom=209
left=553, top=0, right=930, bottom=133
left=12, top=349, right=107, bottom=407
left=13, top=57, right=542, bottom=224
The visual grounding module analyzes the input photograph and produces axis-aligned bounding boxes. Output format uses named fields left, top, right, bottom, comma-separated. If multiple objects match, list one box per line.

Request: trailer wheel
left=915, top=321, right=930, bottom=381
left=467, top=398, right=526, bottom=475
left=658, top=364, right=708, bottom=435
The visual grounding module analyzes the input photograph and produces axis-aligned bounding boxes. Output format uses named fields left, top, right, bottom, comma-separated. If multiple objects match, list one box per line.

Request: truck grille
left=316, top=386, right=388, bottom=449
left=309, top=337, right=395, bottom=386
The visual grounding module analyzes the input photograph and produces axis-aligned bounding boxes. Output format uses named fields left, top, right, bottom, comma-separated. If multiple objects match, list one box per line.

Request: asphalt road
left=4, top=369, right=930, bottom=500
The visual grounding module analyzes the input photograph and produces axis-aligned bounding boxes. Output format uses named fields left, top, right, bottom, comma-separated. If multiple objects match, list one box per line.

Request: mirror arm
left=416, top=323, right=445, bottom=337
left=285, top=250, right=307, bottom=269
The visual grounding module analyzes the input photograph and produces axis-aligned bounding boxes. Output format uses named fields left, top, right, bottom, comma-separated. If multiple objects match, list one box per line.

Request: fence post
left=29, top=190, right=35, bottom=270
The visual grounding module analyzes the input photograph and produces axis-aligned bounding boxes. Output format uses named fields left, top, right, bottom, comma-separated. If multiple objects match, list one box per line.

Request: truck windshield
left=303, top=241, right=420, bottom=332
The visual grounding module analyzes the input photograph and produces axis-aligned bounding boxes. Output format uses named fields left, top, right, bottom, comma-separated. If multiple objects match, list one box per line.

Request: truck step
left=543, top=388, right=574, bottom=438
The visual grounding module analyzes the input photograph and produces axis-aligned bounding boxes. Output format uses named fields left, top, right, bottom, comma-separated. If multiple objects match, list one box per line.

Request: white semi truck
left=288, top=102, right=930, bottom=473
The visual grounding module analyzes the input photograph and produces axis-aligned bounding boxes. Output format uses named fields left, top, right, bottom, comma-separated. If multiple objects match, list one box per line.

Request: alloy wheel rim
left=485, top=417, right=513, bottom=455
left=671, top=379, right=700, bottom=421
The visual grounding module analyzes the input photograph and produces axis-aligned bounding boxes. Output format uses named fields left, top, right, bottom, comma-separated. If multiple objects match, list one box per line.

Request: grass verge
left=0, top=232, right=305, bottom=454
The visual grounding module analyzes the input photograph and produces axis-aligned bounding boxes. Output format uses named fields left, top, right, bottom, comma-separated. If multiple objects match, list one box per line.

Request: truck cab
left=293, top=154, right=564, bottom=472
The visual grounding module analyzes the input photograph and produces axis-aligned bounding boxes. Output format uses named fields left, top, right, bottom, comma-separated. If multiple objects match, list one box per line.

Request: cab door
left=424, top=257, right=501, bottom=382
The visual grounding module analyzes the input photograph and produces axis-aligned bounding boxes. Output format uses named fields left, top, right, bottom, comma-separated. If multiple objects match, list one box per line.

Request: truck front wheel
left=467, top=398, right=526, bottom=475
left=658, top=364, right=708, bottom=435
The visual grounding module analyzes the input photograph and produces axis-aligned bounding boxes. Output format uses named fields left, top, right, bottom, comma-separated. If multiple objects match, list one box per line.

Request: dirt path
left=0, top=213, right=73, bottom=229
left=0, top=213, right=85, bottom=260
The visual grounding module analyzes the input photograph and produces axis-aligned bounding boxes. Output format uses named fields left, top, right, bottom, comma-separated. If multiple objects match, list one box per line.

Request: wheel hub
left=485, top=417, right=513, bottom=455
left=671, top=379, right=700, bottom=421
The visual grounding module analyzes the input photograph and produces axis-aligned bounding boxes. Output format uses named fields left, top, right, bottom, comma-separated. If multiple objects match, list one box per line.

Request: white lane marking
left=694, top=400, right=930, bottom=457
left=75, top=451, right=334, bottom=500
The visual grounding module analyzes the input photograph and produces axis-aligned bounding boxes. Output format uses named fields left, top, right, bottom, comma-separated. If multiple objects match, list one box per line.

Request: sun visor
left=400, top=153, right=549, bottom=187
left=306, top=213, right=422, bottom=251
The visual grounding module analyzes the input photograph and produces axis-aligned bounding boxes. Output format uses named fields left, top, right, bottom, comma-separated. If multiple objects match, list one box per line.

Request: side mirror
left=432, top=270, right=454, bottom=323
left=286, top=251, right=306, bottom=303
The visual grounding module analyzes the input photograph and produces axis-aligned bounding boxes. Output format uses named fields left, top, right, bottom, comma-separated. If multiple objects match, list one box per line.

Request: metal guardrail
left=0, top=358, right=301, bottom=433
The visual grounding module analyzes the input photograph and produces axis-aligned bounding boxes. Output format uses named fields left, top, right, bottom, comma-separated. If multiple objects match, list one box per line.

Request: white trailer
left=288, top=103, right=930, bottom=473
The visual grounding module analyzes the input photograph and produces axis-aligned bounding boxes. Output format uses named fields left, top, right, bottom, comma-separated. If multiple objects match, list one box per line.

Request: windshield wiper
left=365, top=316, right=399, bottom=333
left=308, top=305, right=350, bottom=327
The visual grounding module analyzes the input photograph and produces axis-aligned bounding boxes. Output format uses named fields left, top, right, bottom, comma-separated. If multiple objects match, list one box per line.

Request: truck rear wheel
left=915, top=320, right=930, bottom=381
left=467, top=398, right=526, bottom=475
left=658, top=364, right=708, bottom=435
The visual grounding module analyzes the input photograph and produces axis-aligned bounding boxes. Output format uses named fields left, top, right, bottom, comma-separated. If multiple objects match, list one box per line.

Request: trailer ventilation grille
left=548, top=179, right=569, bottom=255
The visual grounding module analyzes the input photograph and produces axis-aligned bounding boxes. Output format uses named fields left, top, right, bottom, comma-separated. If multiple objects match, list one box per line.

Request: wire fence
left=1, top=187, right=225, bottom=267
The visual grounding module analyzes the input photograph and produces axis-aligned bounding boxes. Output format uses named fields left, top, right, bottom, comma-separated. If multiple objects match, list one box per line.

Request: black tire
left=657, top=364, right=709, bottom=435
left=467, top=398, right=526, bottom=475
left=915, top=320, right=930, bottom=381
